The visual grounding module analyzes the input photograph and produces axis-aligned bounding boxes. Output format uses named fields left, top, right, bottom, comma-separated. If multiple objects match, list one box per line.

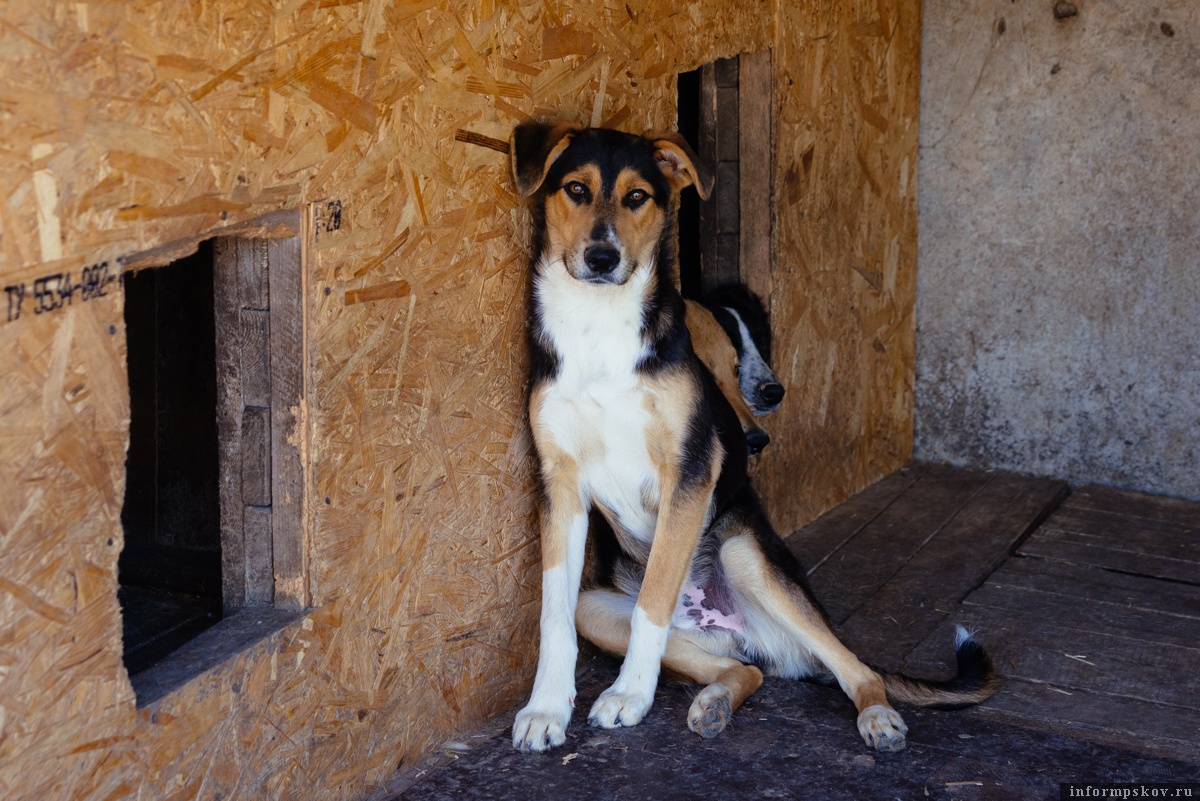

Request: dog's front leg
left=512, top=447, right=588, bottom=752
left=588, top=479, right=715, bottom=729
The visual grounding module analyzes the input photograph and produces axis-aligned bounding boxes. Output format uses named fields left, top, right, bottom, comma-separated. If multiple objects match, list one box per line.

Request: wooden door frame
left=123, top=207, right=311, bottom=612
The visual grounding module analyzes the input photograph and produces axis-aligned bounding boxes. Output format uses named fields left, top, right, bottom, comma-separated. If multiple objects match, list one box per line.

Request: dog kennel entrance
left=677, top=49, right=773, bottom=302
left=118, top=210, right=309, bottom=689
left=120, top=243, right=223, bottom=675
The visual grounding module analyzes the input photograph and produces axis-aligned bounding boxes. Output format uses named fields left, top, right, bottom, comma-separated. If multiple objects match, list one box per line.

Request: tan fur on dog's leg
left=718, top=536, right=909, bottom=751
left=513, top=399, right=591, bottom=753
left=577, top=589, right=763, bottom=738
left=587, top=480, right=717, bottom=728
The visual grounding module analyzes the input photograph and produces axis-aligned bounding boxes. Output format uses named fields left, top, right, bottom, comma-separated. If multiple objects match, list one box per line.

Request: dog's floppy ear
left=510, top=121, right=578, bottom=197
left=649, top=133, right=714, bottom=200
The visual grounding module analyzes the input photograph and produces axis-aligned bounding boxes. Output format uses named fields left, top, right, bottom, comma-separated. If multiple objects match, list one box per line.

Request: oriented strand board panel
left=755, top=0, right=922, bottom=532
left=0, top=2, right=765, bottom=800
left=0, top=1, right=915, bottom=799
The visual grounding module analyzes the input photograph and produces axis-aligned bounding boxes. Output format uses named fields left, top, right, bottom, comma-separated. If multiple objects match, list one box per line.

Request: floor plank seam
left=832, top=476, right=996, bottom=625
left=1008, top=482, right=1072, bottom=553
left=1015, top=553, right=1200, bottom=589
left=800, top=474, right=921, bottom=576
left=946, top=485, right=1073, bottom=607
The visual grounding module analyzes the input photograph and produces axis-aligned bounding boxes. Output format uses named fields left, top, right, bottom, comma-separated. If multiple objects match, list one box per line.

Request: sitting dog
left=509, top=121, right=996, bottom=754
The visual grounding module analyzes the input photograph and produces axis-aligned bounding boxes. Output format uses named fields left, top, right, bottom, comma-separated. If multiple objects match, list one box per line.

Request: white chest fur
left=534, top=260, right=660, bottom=542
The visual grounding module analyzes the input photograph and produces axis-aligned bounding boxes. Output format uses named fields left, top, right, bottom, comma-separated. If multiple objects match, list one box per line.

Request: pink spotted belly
left=673, top=582, right=745, bottom=634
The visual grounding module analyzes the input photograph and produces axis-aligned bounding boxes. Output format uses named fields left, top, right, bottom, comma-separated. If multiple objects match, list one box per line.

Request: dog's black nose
left=757, top=382, right=785, bottom=407
left=746, top=428, right=770, bottom=455
left=584, top=245, right=620, bottom=275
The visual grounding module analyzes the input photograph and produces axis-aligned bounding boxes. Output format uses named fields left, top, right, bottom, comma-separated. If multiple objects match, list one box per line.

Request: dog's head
left=704, top=285, right=785, bottom=416
left=511, top=122, right=713, bottom=285
left=686, top=298, right=779, bottom=456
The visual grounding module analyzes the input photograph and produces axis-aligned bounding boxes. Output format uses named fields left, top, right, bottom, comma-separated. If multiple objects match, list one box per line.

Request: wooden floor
left=374, top=463, right=1200, bottom=800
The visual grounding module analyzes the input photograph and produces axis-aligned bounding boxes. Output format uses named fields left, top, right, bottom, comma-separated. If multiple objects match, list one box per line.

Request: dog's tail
left=881, top=626, right=999, bottom=709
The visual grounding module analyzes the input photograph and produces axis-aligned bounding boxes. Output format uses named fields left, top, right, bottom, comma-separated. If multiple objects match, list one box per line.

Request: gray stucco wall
left=915, top=1, right=1200, bottom=499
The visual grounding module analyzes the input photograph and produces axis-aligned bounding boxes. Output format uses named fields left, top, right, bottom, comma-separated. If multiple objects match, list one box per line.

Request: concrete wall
left=916, top=1, right=1200, bottom=499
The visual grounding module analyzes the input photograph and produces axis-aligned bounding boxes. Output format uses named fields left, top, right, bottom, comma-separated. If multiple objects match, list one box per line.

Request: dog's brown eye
left=566, top=181, right=587, bottom=196
left=626, top=189, right=649, bottom=205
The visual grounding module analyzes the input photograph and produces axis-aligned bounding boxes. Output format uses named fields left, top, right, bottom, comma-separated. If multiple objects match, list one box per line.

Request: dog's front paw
left=513, top=703, right=572, bottom=753
left=588, top=686, right=654, bottom=729
left=687, top=683, right=733, bottom=739
left=857, top=704, right=908, bottom=752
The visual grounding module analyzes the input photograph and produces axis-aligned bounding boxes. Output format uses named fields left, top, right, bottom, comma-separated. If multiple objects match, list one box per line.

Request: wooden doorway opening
left=676, top=49, right=773, bottom=303
left=118, top=209, right=309, bottom=700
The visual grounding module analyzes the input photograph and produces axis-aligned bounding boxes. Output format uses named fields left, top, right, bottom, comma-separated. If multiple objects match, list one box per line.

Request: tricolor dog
left=509, top=121, right=997, bottom=754
left=686, top=286, right=782, bottom=455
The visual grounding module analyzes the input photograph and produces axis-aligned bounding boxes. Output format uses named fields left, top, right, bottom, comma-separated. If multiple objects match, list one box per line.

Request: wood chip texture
left=0, top=1, right=916, bottom=799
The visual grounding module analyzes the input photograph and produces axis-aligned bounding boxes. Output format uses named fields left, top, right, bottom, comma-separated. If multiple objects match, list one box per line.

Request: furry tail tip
left=882, top=625, right=999, bottom=710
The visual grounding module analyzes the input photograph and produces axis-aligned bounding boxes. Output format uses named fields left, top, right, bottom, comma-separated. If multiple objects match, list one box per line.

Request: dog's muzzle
left=582, top=244, right=622, bottom=282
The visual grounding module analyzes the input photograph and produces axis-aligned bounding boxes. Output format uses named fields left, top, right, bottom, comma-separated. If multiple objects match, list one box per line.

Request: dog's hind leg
left=718, top=535, right=909, bottom=751
left=577, top=589, right=763, bottom=739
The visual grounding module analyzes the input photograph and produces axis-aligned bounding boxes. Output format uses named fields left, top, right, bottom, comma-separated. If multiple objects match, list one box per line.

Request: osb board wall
left=754, top=0, right=921, bottom=525
left=0, top=1, right=915, bottom=800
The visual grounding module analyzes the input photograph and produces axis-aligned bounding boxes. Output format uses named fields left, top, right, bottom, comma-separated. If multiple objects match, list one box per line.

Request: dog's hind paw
left=588, top=686, right=653, bottom=729
left=513, top=704, right=571, bottom=753
left=857, top=704, right=908, bottom=752
left=688, top=683, right=733, bottom=739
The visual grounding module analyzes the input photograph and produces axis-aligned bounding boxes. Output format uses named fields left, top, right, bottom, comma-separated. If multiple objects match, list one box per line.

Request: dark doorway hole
left=119, top=240, right=222, bottom=676
left=677, top=67, right=703, bottom=299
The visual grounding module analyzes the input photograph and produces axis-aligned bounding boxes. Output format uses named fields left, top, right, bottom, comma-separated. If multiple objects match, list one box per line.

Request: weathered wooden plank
left=130, top=606, right=303, bottom=706
left=1021, top=503, right=1199, bottom=584
left=236, top=238, right=270, bottom=311
left=838, top=473, right=1067, bottom=670
left=240, top=407, right=271, bottom=508
left=715, top=85, right=739, bottom=162
left=714, top=54, right=739, bottom=87
left=715, top=161, right=740, bottom=234
left=239, top=309, right=272, bottom=408
left=120, top=208, right=301, bottom=271
left=941, top=612, right=1200, bottom=709
left=784, top=465, right=919, bottom=571
left=971, top=678, right=1200, bottom=765
left=243, top=506, right=274, bottom=605
left=804, top=465, right=990, bottom=624
left=1044, top=505, right=1198, bottom=544
left=1020, top=530, right=1200, bottom=584
left=715, top=232, right=739, bottom=282
left=697, top=61, right=723, bottom=293
left=213, top=236, right=246, bottom=612
left=1069, top=484, right=1200, bottom=529
left=119, top=584, right=221, bottom=678
left=964, top=572, right=1200, bottom=651
left=268, top=235, right=307, bottom=609
left=738, top=48, right=772, bottom=306
left=985, top=556, right=1200, bottom=620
